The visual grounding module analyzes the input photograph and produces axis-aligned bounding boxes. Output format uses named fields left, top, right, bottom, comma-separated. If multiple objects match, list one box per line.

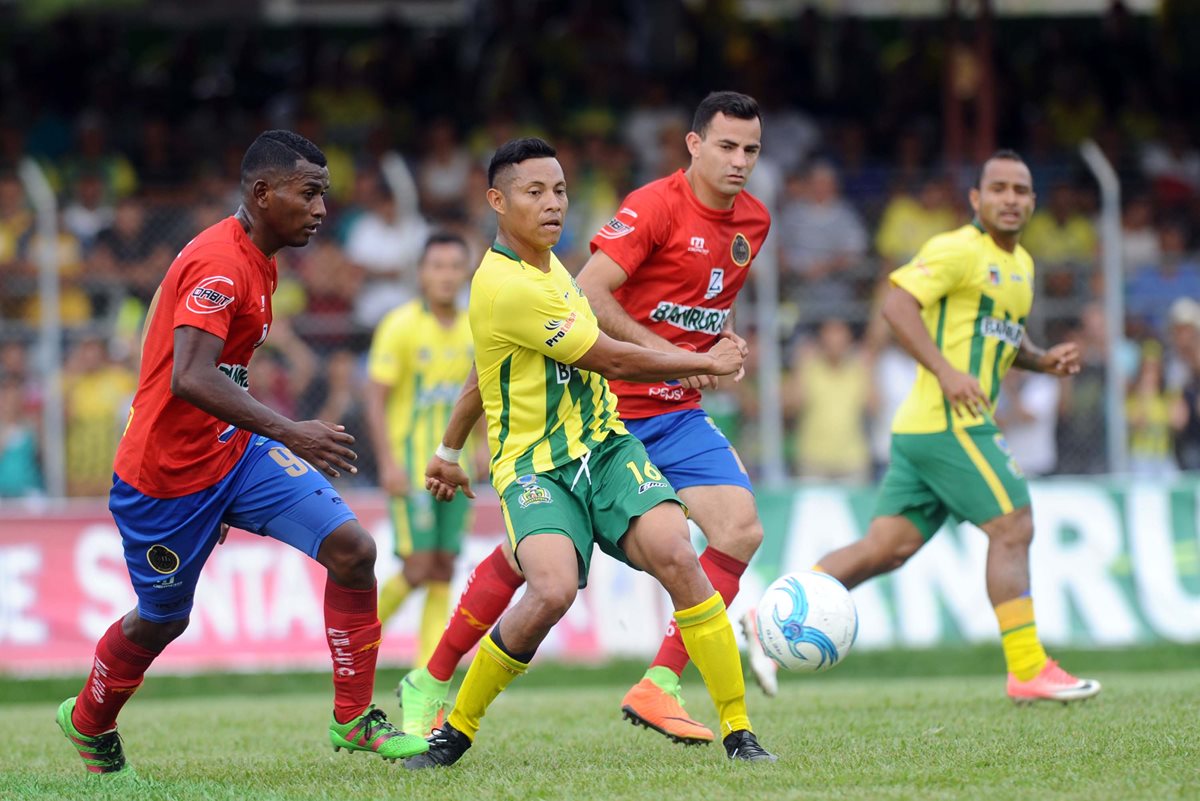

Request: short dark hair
left=691, top=91, right=761, bottom=137
left=420, top=231, right=469, bottom=264
left=487, top=137, right=557, bottom=188
left=976, top=149, right=1027, bottom=188
left=240, top=130, right=327, bottom=186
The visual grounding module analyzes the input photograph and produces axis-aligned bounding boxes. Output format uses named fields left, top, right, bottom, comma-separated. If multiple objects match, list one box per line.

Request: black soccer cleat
left=403, top=722, right=472, bottom=769
left=723, top=730, right=777, bottom=762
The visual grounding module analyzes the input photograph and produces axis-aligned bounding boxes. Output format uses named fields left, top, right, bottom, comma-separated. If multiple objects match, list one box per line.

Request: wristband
left=435, top=443, right=463, bottom=463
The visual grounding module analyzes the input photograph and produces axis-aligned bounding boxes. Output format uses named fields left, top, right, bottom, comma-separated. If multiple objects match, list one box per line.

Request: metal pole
left=18, top=157, right=65, bottom=498
left=750, top=169, right=786, bottom=489
left=1078, top=139, right=1127, bottom=474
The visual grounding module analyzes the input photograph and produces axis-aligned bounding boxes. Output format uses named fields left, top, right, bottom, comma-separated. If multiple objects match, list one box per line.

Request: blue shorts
left=624, top=408, right=753, bottom=493
left=109, top=435, right=357, bottom=622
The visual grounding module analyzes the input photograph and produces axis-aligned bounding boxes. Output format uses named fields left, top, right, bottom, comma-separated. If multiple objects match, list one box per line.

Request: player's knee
left=321, top=523, right=377, bottom=579
left=994, top=507, right=1034, bottom=549
left=524, top=580, right=576, bottom=625
left=126, top=614, right=189, bottom=651
left=431, top=553, right=456, bottom=582
left=864, top=527, right=921, bottom=572
left=645, top=535, right=703, bottom=586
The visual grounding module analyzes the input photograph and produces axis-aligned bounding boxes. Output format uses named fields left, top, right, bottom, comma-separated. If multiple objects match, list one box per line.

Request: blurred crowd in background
left=3, top=1, right=1200, bottom=497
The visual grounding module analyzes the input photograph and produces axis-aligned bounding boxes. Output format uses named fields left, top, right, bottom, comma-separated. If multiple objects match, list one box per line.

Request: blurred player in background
left=400, top=91, right=777, bottom=748
left=365, top=231, right=481, bottom=725
left=814, top=151, right=1101, bottom=704
left=407, top=137, right=772, bottom=768
left=57, top=130, right=428, bottom=776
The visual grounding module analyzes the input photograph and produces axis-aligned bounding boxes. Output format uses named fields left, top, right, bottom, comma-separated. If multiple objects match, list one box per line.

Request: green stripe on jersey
left=968, top=294, right=995, bottom=379
left=493, top=356, right=513, bottom=472
left=936, top=297, right=952, bottom=429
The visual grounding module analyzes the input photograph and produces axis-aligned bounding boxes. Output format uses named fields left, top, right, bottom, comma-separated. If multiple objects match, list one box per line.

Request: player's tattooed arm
left=171, top=325, right=358, bottom=478
left=425, top=366, right=482, bottom=502
left=1014, top=336, right=1081, bottom=377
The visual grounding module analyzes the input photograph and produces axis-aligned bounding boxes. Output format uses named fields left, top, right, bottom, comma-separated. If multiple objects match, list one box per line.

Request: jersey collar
left=490, top=241, right=523, bottom=263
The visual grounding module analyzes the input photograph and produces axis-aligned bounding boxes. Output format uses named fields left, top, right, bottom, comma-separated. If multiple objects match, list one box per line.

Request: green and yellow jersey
left=890, top=222, right=1035, bottom=434
left=470, top=243, right=625, bottom=495
left=367, top=300, right=474, bottom=490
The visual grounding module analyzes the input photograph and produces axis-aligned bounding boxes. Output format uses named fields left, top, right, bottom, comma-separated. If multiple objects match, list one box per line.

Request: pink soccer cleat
left=1007, top=659, right=1101, bottom=705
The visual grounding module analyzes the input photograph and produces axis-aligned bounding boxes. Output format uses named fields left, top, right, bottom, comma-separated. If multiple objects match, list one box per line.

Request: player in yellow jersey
left=365, top=231, right=481, bottom=729
left=814, top=151, right=1100, bottom=704
left=404, top=137, right=774, bottom=768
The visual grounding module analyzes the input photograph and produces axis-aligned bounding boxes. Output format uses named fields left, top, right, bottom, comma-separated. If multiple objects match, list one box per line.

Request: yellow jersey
left=890, top=222, right=1035, bottom=433
left=470, top=243, right=625, bottom=495
left=367, top=300, right=474, bottom=488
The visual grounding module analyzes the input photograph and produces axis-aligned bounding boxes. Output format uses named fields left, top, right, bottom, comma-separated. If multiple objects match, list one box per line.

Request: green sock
left=644, top=665, right=682, bottom=695
left=411, top=666, right=452, bottom=694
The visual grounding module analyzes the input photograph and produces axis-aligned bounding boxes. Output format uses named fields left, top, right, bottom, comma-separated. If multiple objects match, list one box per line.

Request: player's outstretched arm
left=170, top=325, right=358, bottom=478
left=1013, top=337, right=1081, bottom=377
left=881, top=285, right=989, bottom=419
left=426, top=366, right=483, bottom=502
left=577, top=250, right=678, bottom=351
left=571, top=330, right=744, bottom=384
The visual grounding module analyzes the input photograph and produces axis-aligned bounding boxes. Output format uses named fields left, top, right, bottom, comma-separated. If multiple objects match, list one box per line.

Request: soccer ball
left=754, top=570, right=858, bottom=672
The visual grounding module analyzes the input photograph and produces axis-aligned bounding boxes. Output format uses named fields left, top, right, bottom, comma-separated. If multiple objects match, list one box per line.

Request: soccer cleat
left=329, top=704, right=429, bottom=761
left=723, top=729, right=777, bottom=762
left=740, top=608, right=779, bottom=698
left=403, top=722, right=472, bottom=769
left=397, top=667, right=450, bottom=736
left=57, top=696, right=131, bottom=775
left=620, top=678, right=714, bottom=745
left=1007, top=659, right=1102, bottom=705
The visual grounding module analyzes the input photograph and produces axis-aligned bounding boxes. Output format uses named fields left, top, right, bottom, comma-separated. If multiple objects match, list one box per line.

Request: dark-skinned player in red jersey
left=57, top=130, right=428, bottom=777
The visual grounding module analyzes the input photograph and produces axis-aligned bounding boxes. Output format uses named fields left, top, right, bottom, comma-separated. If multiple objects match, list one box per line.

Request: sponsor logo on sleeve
left=186, top=275, right=236, bottom=314
left=730, top=233, right=752, bottom=267
left=544, top=312, right=579, bottom=346
left=597, top=216, right=636, bottom=240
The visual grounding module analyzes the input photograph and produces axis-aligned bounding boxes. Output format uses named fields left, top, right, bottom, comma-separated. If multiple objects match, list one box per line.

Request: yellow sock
left=378, top=573, right=413, bottom=624
left=418, top=582, right=450, bottom=667
left=995, top=595, right=1048, bottom=681
left=675, top=592, right=750, bottom=737
left=446, top=631, right=528, bottom=741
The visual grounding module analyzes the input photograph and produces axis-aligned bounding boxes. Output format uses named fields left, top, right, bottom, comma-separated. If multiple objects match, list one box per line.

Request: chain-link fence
left=6, top=146, right=1184, bottom=500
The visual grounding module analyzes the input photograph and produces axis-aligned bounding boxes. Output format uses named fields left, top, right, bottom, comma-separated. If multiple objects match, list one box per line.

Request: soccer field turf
left=4, top=647, right=1198, bottom=801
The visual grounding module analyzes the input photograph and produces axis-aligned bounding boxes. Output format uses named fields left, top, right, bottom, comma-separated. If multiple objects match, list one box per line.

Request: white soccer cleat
left=740, top=608, right=779, bottom=697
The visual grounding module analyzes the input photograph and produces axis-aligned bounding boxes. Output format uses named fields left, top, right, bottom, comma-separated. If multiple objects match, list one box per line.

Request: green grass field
left=4, top=645, right=1198, bottom=801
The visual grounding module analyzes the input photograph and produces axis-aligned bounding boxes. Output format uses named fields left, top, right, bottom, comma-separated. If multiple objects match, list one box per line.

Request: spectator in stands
left=996, top=371, right=1061, bottom=477
left=344, top=167, right=429, bottom=328
left=302, top=348, right=372, bottom=484
left=1127, top=340, right=1178, bottom=478
left=1165, top=297, right=1200, bottom=393
left=1121, top=193, right=1162, bottom=273
left=90, top=195, right=174, bottom=305
left=1171, top=318, right=1200, bottom=471
left=1126, top=221, right=1200, bottom=336
left=291, top=240, right=363, bottom=352
left=57, top=114, right=137, bottom=201
left=417, top=118, right=472, bottom=221
left=874, top=177, right=959, bottom=267
left=787, top=318, right=871, bottom=481
left=62, top=172, right=114, bottom=253
left=0, top=374, right=41, bottom=499
left=18, top=213, right=91, bottom=326
left=63, top=336, right=136, bottom=496
left=1140, top=122, right=1200, bottom=208
left=863, top=298, right=916, bottom=480
left=1057, top=304, right=1110, bottom=474
left=778, top=161, right=869, bottom=315
left=1022, top=183, right=1097, bottom=267
left=0, top=170, right=32, bottom=267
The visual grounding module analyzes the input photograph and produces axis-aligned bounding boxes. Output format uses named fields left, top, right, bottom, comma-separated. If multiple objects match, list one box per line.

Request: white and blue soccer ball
left=754, top=570, right=858, bottom=672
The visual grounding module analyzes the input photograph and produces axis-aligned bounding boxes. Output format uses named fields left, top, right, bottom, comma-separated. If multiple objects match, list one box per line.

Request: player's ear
left=685, top=131, right=702, bottom=159
left=968, top=187, right=981, bottom=216
left=486, top=186, right=505, bottom=215
left=252, top=177, right=271, bottom=210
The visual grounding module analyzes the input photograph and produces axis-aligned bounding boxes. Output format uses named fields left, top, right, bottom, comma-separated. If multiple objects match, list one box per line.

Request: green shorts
left=498, top=433, right=683, bottom=588
left=874, top=427, right=1031, bottom=540
left=390, top=492, right=471, bottom=558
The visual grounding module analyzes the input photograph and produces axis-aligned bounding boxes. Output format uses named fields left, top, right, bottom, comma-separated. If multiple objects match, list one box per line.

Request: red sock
left=650, top=546, right=748, bottom=676
left=426, top=544, right=524, bottom=681
left=325, top=580, right=382, bottom=724
left=72, top=619, right=159, bottom=736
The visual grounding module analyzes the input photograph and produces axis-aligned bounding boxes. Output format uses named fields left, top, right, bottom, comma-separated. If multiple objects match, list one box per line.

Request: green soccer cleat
left=57, top=696, right=133, bottom=775
left=398, top=667, right=450, bottom=736
left=329, top=705, right=429, bottom=761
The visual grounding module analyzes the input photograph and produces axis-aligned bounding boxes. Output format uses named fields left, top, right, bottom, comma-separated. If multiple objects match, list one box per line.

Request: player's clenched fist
left=705, top=337, right=746, bottom=377
left=284, top=420, right=358, bottom=478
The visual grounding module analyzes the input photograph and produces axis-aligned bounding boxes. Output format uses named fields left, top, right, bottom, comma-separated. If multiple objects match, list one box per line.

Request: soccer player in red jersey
left=406, top=93, right=776, bottom=747
left=57, top=130, right=428, bottom=776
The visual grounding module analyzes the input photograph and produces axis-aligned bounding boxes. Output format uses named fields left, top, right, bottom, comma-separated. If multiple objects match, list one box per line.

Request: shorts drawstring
left=570, top=450, right=593, bottom=491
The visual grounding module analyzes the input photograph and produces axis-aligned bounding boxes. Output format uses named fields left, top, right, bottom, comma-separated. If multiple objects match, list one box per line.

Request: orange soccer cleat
left=620, top=677, right=714, bottom=745
left=1007, top=659, right=1102, bottom=705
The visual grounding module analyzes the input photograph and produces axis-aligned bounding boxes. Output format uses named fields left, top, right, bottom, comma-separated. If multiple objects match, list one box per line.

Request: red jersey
left=114, top=217, right=277, bottom=498
left=589, top=170, right=771, bottom=419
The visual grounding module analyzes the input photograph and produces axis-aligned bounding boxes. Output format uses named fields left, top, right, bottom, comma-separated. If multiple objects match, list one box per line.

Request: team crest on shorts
left=147, top=544, right=181, bottom=575
left=730, top=233, right=752, bottom=267
left=518, top=484, right=552, bottom=508
left=993, top=433, right=1024, bottom=478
